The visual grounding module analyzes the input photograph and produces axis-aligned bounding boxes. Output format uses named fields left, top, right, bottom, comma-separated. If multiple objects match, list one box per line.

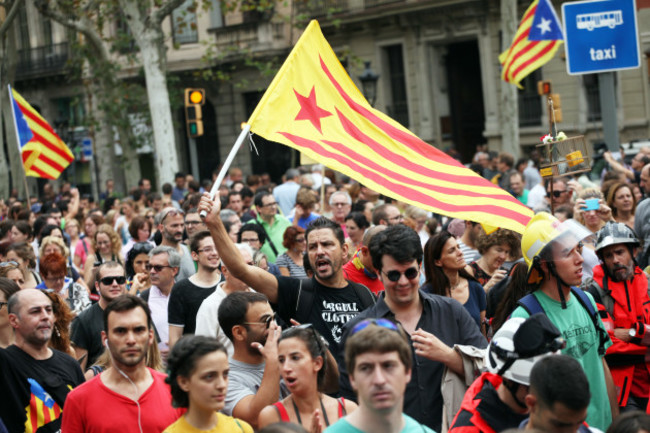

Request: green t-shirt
left=511, top=290, right=612, bottom=431
left=324, top=414, right=436, bottom=433
left=254, top=214, right=292, bottom=263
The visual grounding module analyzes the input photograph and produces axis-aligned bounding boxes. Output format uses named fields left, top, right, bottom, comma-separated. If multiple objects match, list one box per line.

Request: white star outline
left=537, top=17, right=552, bottom=34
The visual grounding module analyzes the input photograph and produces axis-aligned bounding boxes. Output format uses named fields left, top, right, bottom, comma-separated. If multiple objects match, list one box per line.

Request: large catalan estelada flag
left=246, top=20, right=533, bottom=233
left=9, top=86, right=74, bottom=179
left=499, top=0, right=563, bottom=88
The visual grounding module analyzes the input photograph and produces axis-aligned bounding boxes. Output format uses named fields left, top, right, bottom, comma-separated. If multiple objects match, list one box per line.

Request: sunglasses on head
left=100, top=276, right=127, bottom=285
left=382, top=267, right=419, bottom=282
left=292, top=323, right=326, bottom=355
left=351, top=318, right=400, bottom=336
left=0, top=261, right=19, bottom=267
left=132, top=242, right=153, bottom=253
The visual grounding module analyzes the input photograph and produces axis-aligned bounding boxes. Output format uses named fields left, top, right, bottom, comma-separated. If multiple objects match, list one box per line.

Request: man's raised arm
left=199, top=193, right=279, bottom=303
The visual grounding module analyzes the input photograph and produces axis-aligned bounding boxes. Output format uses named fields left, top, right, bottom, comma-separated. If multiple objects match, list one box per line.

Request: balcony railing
left=17, top=43, right=69, bottom=78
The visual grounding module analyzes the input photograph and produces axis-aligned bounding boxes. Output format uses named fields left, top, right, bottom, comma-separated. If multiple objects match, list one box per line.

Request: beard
left=609, top=263, right=635, bottom=282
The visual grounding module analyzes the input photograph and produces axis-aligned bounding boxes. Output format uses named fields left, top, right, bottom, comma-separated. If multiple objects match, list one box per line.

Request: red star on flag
left=294, top=86, right=332, bottom=134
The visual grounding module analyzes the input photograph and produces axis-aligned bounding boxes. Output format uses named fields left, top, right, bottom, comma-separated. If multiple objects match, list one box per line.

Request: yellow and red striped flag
left=499, top=0, right=563, bottom=88
left=9, top=86, right=74, bottom=179
left=247, top=21, right=533, bottom=233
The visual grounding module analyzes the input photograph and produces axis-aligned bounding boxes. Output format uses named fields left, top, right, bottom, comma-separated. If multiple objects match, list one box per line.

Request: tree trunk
left=119, top=0, right=180, bottom=189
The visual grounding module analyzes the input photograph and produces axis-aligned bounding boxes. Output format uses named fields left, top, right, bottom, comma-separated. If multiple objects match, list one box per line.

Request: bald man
left=0, top=289, right=84, bottom=432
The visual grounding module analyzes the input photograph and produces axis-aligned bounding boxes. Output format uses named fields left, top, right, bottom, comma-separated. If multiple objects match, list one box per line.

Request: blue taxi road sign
left=562, top=0, right=640, bottom=75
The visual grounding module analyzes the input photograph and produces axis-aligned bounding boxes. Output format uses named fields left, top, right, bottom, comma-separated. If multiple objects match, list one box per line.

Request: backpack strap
left=517, top=293, right=545, bottom=316
left=570, top=287, right=609, bottom=356
left=349, top=281, right=376, bottom=309
left=582, top=277, right=614, bottom=317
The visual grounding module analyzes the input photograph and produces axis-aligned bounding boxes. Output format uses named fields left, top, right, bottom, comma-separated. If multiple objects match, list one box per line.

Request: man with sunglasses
left=71, top=261, right=127, bottom=370
left=338, top=225, right=487, bottom=432
left=218, top=291, right=287, bottom=429
left=253, top=190, right=292, bottom=263
left=140, top=246, right=179, bottom=358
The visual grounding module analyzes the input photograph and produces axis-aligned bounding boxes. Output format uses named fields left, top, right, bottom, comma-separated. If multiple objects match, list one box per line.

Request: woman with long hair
left=258, top=325, right=357, bottom=431
left=83, top=223, right=123, bottom=288
left=74, top=213, right=104, bottom=272
left=574, top=188, right=612, bottom=234
left=65, top=218, right=82, bottom=261
left=114, top=198, right=138, bottom=245
left=489, top=262, right=530, bottom=333
left=423, top=231, right=486, bottom=333
left=164, top=335, right=254, bottom=433
left=276, top=227, right=307, bottom=278
left=607, top=182, right=636, bottom=229
left=43, top=290, right=76, bottom=358
left=5, top=242, right=41, bottom=288
left=125, top=242, right=154, bottom=296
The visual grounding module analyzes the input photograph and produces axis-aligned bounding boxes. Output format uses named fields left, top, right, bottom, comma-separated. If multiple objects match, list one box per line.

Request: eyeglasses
left=381, top=267, right=419, bottom=282
left=44, top=275, right=66, bottom=282
left=295, top=237, right=306, bottom=243
left=241, top=237, right=260, bottom=243
left=0, top=261, right=19, bottom=267
left=145, top=264, right=173, bottom=272
left=197, top=247, right=217, bottom=254
left=0, top=301, right=7, bottom=312
left=261, top=201, right=278, bottom=208
left=99, top=276, right=127, bottom=285
left=185, top=220, right=202, bottom=226
left=351, top=318, right=400, bottom=336
left=332, top=202, right=349, bottom=207
left=243, top=313, right=276, bottom=329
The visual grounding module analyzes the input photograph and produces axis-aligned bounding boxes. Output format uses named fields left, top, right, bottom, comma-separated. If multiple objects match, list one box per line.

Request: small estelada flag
left=9, top=85, right=74, bottom=179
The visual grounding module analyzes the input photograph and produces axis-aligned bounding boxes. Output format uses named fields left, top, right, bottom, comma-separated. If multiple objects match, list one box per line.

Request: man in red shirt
left=62, top=295, right=181, bottom=432
left=343, top=225, right=386, bottom=295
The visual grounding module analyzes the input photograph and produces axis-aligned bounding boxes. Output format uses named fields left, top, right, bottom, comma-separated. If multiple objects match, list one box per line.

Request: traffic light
left=537, top=80, right=552, bottom=96
left=184, top=88, right=205, bottom=138
left=550, top=93, right=562, bottom=123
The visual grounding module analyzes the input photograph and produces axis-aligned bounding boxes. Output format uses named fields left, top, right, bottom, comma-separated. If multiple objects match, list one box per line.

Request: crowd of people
left=1, top=144, right=650, bottom=433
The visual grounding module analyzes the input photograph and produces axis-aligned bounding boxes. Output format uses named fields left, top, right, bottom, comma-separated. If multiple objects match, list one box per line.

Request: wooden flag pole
left=200, top=123, right=252, bottom=218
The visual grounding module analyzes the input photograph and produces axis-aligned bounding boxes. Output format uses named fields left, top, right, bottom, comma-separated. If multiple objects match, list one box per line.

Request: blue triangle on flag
left=529, top=0, right=563, bottom=41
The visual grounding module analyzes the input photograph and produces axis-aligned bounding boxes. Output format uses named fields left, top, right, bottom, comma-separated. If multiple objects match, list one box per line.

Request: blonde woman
left=83, top=224, right=123, bottom=287
left=573, top=188, right=613, bottom=234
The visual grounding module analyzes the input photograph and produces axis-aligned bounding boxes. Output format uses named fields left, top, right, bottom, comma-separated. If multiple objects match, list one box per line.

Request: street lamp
left=358, top=61, right=379, bottom=107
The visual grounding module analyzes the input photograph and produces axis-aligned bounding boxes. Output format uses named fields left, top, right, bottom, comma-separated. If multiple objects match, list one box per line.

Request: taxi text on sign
left=562, top=0, right=640, bottom=75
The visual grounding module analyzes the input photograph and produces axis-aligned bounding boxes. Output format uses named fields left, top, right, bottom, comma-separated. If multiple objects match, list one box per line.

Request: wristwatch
left=629, top=328, right=636, bottom=338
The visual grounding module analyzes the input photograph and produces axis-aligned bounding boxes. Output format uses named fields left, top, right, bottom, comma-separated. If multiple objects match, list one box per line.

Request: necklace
left=291, top=394, right=330, bottom=427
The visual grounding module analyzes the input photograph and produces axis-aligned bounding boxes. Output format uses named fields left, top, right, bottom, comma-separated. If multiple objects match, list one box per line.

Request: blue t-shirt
left=421, top=280, right=486, bottom=330
left=288, top=212, right=320, bottom=230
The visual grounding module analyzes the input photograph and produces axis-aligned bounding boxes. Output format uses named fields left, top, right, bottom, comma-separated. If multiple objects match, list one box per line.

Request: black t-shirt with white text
left=276, top=276, right=369, bottom=359
left=0, top=345, right=84, bottom=433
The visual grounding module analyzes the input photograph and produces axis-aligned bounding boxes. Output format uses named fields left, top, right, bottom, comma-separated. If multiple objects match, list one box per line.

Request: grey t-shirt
left=176, top=243, right=196, bottom=281
left=223, top=359, right=289, bottom=416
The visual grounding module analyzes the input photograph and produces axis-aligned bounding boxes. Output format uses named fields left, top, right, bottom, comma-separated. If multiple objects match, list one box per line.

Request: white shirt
left=148, top=285, right=171, bottom=351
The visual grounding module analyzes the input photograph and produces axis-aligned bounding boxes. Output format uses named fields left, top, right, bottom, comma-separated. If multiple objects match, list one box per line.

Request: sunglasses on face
left=145, top=264, right=172, bottom=272
left=99, top=276, right=127, bottom=285
left=243, top=313, right=276, bottom=329
left=0, top=261, right=19, bottom=267
left=351, top=318, right=400, bottom=335
left=382, top=267, right=419, bottom=282
left=549, top=190, right=567, bottom=198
